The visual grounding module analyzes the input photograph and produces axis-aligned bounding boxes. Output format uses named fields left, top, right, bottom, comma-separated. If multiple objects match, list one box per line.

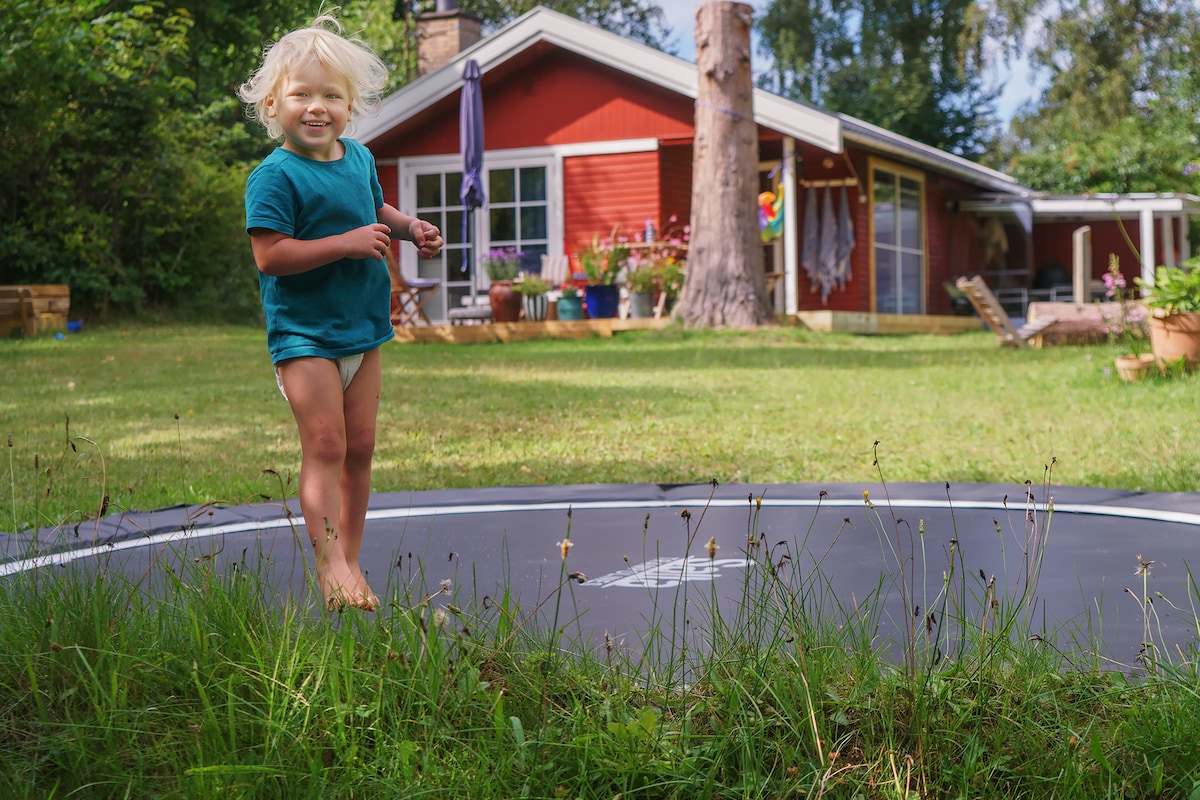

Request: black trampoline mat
left=4, top=482, right=1198, bottom=667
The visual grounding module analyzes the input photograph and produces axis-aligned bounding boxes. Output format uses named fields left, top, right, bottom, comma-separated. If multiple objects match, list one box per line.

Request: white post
left=1072, top=225, right=1090, bottom=304
left=782, top=136, right=799, bottom=317
left=1179, top=213, right=1191, bottom=264
left=1139, top=208, right=1156, bottom=288
left=1161, top=214, right=1175, bottom=267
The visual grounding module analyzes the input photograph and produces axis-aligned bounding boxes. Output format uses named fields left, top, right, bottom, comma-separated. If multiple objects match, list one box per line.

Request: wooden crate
left=0, top=285, right=70, bottom=336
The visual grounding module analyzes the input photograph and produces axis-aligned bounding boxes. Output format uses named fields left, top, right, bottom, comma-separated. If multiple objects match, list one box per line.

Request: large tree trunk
left=674, top=1, right=773, bottom=329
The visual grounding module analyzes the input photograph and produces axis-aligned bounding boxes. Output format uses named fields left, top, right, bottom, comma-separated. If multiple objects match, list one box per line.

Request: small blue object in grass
left=67, top=321, right=83, bottom=333
left=55, top=332, right=64, bottom=340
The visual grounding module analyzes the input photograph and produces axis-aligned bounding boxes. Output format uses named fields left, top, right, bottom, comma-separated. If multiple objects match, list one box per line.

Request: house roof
left=356, top=6, right=1028, bottom=196
left=356, top=6, right=838, bottom=153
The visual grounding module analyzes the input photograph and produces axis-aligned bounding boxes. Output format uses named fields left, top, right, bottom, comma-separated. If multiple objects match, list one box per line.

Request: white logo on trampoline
left=586, top=556, right=754, bottom=589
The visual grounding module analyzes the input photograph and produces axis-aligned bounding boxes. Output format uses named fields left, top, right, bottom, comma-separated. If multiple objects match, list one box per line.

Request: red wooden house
left=357, top=6, right=1200, bottom=328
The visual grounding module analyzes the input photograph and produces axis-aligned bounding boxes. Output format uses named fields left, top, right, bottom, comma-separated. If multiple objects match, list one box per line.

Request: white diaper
left=275, top=353, right=365, bottom=401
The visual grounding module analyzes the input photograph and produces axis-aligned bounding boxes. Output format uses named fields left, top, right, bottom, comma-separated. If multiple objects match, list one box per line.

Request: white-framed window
left=397, top=150, right=560, bottom=322
left=870, top=159, right=925, bottom=315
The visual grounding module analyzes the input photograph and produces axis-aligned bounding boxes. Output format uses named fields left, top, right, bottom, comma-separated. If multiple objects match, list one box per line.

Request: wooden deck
left=793, top=310, right=984, bottom=335
left=393, top=310, right=986, bottom=343
left=392, top=316, right=670, bottom=344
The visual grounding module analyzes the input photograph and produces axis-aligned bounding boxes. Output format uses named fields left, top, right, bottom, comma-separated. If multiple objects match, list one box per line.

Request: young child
left=239, top=15, right=443, bottom=611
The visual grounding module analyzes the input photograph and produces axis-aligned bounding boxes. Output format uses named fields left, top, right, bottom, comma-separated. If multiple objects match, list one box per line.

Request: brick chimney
left=415, top=0, right=483, bottom=76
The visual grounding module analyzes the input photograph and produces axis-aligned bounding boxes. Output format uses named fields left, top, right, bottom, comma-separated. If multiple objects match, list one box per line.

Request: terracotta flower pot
left=1148, top=312, right=1200, bottom=371
left=487, top=280, right=522, bottom=323
left=1114, top=353, right=1155, bottom=382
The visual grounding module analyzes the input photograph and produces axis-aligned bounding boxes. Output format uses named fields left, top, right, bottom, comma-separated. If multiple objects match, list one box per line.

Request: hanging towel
left=817, top=187, right=838, bottom=304
left=801, top=185, right=819, bottom=289
left=835, top=185, right=855, bottom=289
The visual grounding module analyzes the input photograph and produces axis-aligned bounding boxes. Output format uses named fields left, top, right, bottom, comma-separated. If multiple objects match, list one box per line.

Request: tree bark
left=674, top=1, right=773, bottom=329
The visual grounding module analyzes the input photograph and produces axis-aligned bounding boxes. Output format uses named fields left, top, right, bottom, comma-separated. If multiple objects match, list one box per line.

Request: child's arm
left=378, top=204, right=444, bottom=259
left=250, top=223, right=393, bottom=276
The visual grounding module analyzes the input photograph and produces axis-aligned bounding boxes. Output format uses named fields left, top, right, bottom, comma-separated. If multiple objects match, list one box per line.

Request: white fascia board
left=1031, top=194, right=1200, bottom=216
left=840, top=114, right=1023, bottom=194
left=358, top=7, right=842, bottom=154
left=755, top=92, right=842, bottom=153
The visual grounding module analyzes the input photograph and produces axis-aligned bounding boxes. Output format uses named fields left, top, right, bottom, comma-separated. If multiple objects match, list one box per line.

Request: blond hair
left=238, top=14, right=388, bottom=140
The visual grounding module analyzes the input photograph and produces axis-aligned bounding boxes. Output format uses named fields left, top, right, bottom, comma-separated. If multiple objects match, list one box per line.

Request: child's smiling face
left=268, top=59, right=353, bottom=161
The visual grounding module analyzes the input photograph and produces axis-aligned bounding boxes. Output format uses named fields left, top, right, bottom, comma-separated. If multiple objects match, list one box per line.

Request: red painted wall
left=1032, top=218, right=1183, bottom=283
left=369, top=48, right=695, bottom=158
left=563, top=151, right=659, bottom=253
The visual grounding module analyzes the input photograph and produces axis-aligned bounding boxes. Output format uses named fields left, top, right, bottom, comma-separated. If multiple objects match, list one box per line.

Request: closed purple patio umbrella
left=460, top=59, right=486, bottom=278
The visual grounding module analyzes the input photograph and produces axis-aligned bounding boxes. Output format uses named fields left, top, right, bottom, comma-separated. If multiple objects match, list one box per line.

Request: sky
left=654, top=0, right=1044, bottom=127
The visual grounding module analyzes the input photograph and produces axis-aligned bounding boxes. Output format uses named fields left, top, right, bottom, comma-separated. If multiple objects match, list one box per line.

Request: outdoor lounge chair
left=955, top=275, right=1062, bottom=348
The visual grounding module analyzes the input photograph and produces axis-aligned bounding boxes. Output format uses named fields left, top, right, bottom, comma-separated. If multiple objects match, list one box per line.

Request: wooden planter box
left=0, top=285, right=71, bottom=336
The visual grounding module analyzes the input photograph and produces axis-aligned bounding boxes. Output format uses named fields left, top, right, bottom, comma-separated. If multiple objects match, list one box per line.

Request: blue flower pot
left=584, top=284, right=620, bottom=319
left=556, top=295, right=584, bottom=321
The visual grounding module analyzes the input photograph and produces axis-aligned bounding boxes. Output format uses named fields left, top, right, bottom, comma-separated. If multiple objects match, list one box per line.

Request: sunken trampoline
left=3, top=482, right=1199, bottom=667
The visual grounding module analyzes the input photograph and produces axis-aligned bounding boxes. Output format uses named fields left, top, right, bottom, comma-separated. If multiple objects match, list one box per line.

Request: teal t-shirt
left=245, top=138, right=394, bottom=365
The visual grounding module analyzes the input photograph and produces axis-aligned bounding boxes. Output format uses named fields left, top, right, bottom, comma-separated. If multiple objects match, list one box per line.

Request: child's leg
left=277, top=356, right=370, bottom=610
left=336, top=347, right=382, bottom=606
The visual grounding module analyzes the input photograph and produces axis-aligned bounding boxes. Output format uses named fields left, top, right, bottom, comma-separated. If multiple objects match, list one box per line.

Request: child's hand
left=409, top=219, right=444, bottom=259
left=344, top=223, right=393, bottom=261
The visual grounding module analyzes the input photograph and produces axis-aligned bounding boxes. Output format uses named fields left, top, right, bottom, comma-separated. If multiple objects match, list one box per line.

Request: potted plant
left=555, top=283, right=584, bottom=321
left=514, top=274, right=550, bottom=322
left=659, top=258, right=685, bottom=314
left=1098, top=256, right=1153, bottom=381
left=626, top=263, right=660, bottom=319
left=577, top=228, right=629, bottom=319
left=1135, top=259, right=1200, bottom=371
left=482, top=247, right=524, bottom=322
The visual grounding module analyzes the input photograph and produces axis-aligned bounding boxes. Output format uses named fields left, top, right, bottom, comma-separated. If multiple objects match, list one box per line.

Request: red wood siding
left=1032, top=219, right=1182, bottom=284
left=563, top=151, right=660, bottom=253
left=369, top=48, right=695, bottom=159
left=377, top=163, right=399, bottom=209
left=659, top=144, right=693, bottom=231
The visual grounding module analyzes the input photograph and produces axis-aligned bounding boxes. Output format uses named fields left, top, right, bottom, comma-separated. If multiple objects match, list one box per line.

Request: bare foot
left=353, top=570, right=380, bottom=611
left=317, top=558, right=373, bottom=612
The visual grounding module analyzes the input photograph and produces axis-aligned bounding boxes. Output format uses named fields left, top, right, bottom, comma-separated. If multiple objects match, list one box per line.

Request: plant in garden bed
left=626, top=263, right=659, bottom=295
left=482, top=247, right=523, bottom=282
left=514, top=274, right=550, bottom=297
left=627, top=215, right=689, bottom=313
left=576, top=227, right=630, bottom=287
left=1099, top=255, right=1152, bottom=380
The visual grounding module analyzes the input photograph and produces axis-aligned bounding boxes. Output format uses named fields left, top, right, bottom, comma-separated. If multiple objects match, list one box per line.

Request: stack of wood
left=0, top=285, right=71, bottom=336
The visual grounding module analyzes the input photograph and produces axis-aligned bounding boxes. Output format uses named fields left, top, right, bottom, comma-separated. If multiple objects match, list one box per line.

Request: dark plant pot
left=522, top=294, right=549, bottom=322
left=1148, top=312, right=1200, bottom=371
left=488, top=281, right=522, bottom=323
left=628, top=291, right=656, bottom=319
left=556, top=296, right=584, bottom=321
left=584, top=284, right=620, bottom=319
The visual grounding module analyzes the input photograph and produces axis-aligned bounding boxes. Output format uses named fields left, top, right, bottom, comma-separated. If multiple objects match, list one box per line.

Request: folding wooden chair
left=387, top=248, right=440, bottom=327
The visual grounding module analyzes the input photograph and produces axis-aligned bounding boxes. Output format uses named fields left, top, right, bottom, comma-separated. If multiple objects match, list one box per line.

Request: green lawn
left=3, top=323, right=1200, bottom=799
left=2, top=323, right=1197, bottom=532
